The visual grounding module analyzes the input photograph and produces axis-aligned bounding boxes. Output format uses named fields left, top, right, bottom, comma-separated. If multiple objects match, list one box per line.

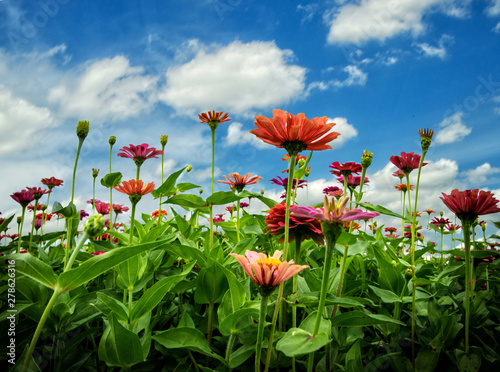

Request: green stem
left=71, top=138, right=84, bottom=202
left=292, top=237, right=302, bottom=372
left=128, top=202, right=137, bottom=246
left=331, top=245, right=349, bottom=318
left=440, top=227, right=445, bottom=271
left=41, top=193, right=51, bottom=236
left=211, top=127, right=216, bottom=194
left=225, top=332, right=236, bottom=370
left=463, top=221, right=471, bottom=354
left=236, top=199, right=241, bottom=243
left=65, top=231, right=90, bottom=271
left=128, top=287, right=133, bottom=313
left=109, top=144, right=114, bottom=230
left=256, top=295, right=269, bottom=372
left=28, top=199, right=39, bottom=254
left=92, top=177, right=96, bottom=214
left=136, top=164, right=140, bottom=181
left=17, top=206, right=26, bottom=254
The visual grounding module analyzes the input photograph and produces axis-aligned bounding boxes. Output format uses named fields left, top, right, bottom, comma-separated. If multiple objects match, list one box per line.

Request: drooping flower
left=112, top=204, right=130, bottom=214
left=329, top=161, right=363, bottom=177
left=336, top=175, right=369, bottom=189
left=218, top=172, right=263, bottom=192
left=114, top=179, right=155, bottom=196
left=117, top=144, right=164, bottom=167
left=392, top=170, right=405, bottom=179
left=11, top=189, right=35, bottom=207
left=250, top=109, right=340, bottom=154
left=198, top=110, right=231, bottom=130
left=270, top=176, right=307, bottom=190
left=41, top=177, right=64, bottom=189
left=390, top=152, right=427, bottom=176
left=26, top=187, right=51, bottom=200
left=430, top=217, right=451, bottom=229
left=290, top=196, right=379, bottom=225
left=230, top=250, right=309, bottom=294
left=151, top=209, right=167, bottom=219
left=394, top=184, right=414, bottom=192
left=440, top=189, right=500, bottom=224
left=265, top=202, right=324, bottom=245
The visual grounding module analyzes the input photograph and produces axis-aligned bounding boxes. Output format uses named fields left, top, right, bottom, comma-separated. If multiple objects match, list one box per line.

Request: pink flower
left=336, top=175, right=369, bottom=189
left=95, top=202, right=111, bottom=215
left=11, top=189, right=35, bottom=207
left=117, top=144, right=163, bottom=166
left=230, top=250, right=309, bottom=290
left=270, top=176, right=307, bottom=190
left=218, top=172, right=263, bottom=192
left=390, top=152, right=427, bottom=176
left=112, top=204, right=129, bottom=214
left=440, top=189, right=500, bottom=223
left=26, top=187, right=51, bottom=200
left=329, top=162, right=362, bottom=177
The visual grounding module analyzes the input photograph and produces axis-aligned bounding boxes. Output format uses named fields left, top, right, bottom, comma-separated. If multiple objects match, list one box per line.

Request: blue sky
left=1, top=0, right=500, bottom=242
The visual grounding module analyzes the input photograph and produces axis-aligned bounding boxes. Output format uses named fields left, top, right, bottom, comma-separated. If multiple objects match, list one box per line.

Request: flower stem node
left=84, top=214, right=106, bottom=237
left=76, top=120, right=90, bottom=140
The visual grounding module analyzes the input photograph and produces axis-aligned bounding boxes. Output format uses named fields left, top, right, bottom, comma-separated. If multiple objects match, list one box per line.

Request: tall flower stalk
left=108, top=136, right=116, bottom=229
left=158, top=135, right=168, bottom=225
left=10, top=189, right=35, bottom=254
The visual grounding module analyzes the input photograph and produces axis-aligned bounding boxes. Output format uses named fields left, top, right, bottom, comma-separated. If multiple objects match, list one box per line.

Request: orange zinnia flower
left=199, top=110, right=231, bottom=129
left=394, top=184, right=414, bottom=192
left=250, top=109, right=340, bottom=154
left=218, top=172, right=263, bottom=192
left=114, top=179, right=155, bottom=196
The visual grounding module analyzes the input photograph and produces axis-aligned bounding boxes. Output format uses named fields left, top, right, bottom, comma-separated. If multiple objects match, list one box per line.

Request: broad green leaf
left=218, top=264, right=246, bottom=315
left=337, top=231, right=358, bottom=246
left=176, top=182, right=201, bottom=192
left=9, top=253, right=58, bottom=289
left=52, top=201, right=78, bottom=218
left=98, top=313, right=144, bottom=368
left=331, top=310, right=405, bottom=327
left=285, top=292, right=364, bottom=308
left=206, top=191, right=240, bottom=206
left=152, top=166, right=187, bottom=198
left=0, top=214, right=14, bottom=233
left=152, top=327, right=227, bottom=365
left=58, top=240, right=163, bottom=291
left=276, top=328, right=330, bottom=357
left=299, top=311, right=331, bottom=336
left=229, top=344, right=256, bottom=369
left=130, top=263, right=194, bottom=322
left=368, top=285, right=402, bottom=303
left=95, top=292, right=129, bottom=323
left=194, top=264, right=228, bottom=304
left=219, top=307, right=259, bottom=336
left=115, top=255, right=147, bottom=289
left=165, top=194, right=208, bottom=210
left=345, top=340, right=363, bottom=372
left=359, top=203, right=406, bottom=221
left=100, top=172, right=123, bottom=188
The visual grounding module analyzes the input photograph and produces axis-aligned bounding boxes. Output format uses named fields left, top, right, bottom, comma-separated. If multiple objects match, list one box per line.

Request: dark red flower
left=329, top=161, right=362, bottom=177
left=11, top=189, right=35, bottom=208
left=440, top=189, right=500, bottom=224
left=430, top=217, right=451, bottom=229
left=41, top=177, right=64, bottom=189
left=390, top=152, right=427, bottom=175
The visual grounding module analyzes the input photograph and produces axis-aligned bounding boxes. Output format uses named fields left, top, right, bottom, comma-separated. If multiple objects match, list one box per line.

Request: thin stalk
left=128, top=202, right=137, bottom=246
left=225, top=332, right=237, bottom=370
left=291, top=237, right=303, bottom=372
left=331, top=245, right=349, bottom=318
left=440, top=227, right=445, bottom=270
left=463, top=221, right=472, bottom=355
left=236, top=199, right=241, bottom=243
left=109, top=144, right=114, bottom=230
left=159, top=150, right=165, bottom=225
left=17, top=206, right=26, bottom=254
left=209, top=127, right=216, bottom=253
left=136, top=164, right=140, bottom=181
left=28, top=199, right=39, bottom=253
left=41, top=192, right=51, bottom=236
left=256, top=295, right=269, bottom=372
left=92, top=177, right=97, bottom=214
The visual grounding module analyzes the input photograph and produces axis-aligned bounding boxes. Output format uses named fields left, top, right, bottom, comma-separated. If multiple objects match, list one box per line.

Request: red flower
left=392, top=170, right=405, bottom=179
left=430, top=217, right=451, bottom=229
left=114, top=179, right=155, bottom=196
left=95, top=202, right=110, bottom=215
left=218, top=172, right=263, bottom=192
left=151, top=209, right=167, bottom=218
left=440, top=189, right=500, bottom=224
left=265, top=202, right=324, bottom=245
left=329, top=161, right=362, bottom=177
left=41, top=177, right=64, bottom=189
left=336, top=175, right=369, bottom=189
left=10, top=189, right=35, bottom=207
left=199, top=110, right=231, bottom=129
left=113, top=204, right=130, bottom=214
left=394, top=184, right=414, bottom=192
left=117, top=144, right=163, bottom=166
left=390, top=152, right=427, bottom=175
left=26, top=187, right=51, bottom=200
left=250, top=109, right=340, bottom=154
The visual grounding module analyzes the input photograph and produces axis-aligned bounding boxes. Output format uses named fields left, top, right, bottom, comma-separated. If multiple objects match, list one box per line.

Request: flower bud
left=109, top=136, right=116, bottom=146
left=160, top=134, right=168, bottom=147
left=418, top=128, right=434, bottom=151
left=297, top=159, right=306, bottom=168
left=261, top=188, right=265, bottom=195
left=92, top=168, right=100, bottom=178
left=84, top=214, right=105, bottom=237
left=17, top=216, right=22, bottom=224
left=186, top=165, right=192, bottom=172
left=199, top=188, right=203, bottom=194
left=76, top=120, right=90, bottom=140
left=361, top=150, right=373, bottom=168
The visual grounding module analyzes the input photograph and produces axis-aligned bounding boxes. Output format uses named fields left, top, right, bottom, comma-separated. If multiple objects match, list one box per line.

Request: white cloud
left=327, top=117, right=358, bottom=148
left=487, top=0, right=500, bottom=16
left=414, top=34, right=454, bottom=59
left=0, top=85, right=57, bottom=155
left=297, top=4, right=320, bottom=23
left=333, top=65, right=367, bottom=87
left=326, top=0, right=444, bottom=44
left=158, top=40, right=307, bottom=115
left=190, top=166, right=221, bottom=183
left=224, top=121, right=268, bottom=149
left=434, top=112, right=472, bottom=144
left=462, top=163, right=500, bottom=184
left=48, top=56, right=158, bottom=121
left=493, top=22, right=500, bottom=33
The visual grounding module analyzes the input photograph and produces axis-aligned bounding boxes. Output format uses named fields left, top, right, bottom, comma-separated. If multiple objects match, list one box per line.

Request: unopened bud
left=361, top=150, right=373, bottom=168
left=160, top=134, right=168, bottom=147
left=109, top=136, right=116, bottom=146
left=186, top=165, right=192, bottom=172
left=92, top=168, right=100, bottom=178
left=297, top=159, right=306, bottom=168
left=76, top=120, right=90, bottom=140
left=199, top=188, right=203, bottom=194
left=418, top=128, right=434, bottom=151
left=84, top=214, right=105, bottom=237
left=261, top=188, right=265, bottom=195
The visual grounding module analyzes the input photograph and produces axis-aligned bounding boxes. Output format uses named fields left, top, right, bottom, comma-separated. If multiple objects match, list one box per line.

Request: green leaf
left=285, top=292, right=364, bottom=308
left=206, top=191, right=240, bottom=206
left=130, top=263, right=194, bottom=322
left=176, top=182, right=201, bottom=192
left=345, top=340, right=363, bottom=372
left=359, top=203, right=406, bottom=220
left=165, top=194, right=208, bottom=210
left=0, top=214, right=14, bottom=233
left=276, top=328, right=330, bottom=357
left=115, top=255, right=147, bottom=289
left=52, top=201, right=78, bottom=218
left=337, top=231, right=358, bottom=246
left=153, top=327, right=227, bottom=365
left=9, top=253, right=58, bottom=289
left=152, top=166, right=187, bottom=198
left=218, top=264, right=246, bottom=314
left=368, top=285, right=402, bottom=303
left=100, top=172, right=123, bottom=188
left=219, top=307, right=259, bottom=336
left=98, top=313, right=144, bottom=368
left=194, top=264, right=228, bottom=304
left=95, top=292, right=129, bottom=323
left=330, top=310, right=405, bottom=327
left=58, top=240, right=163, bottom=291
left=238, top=190, right=277, bottom=209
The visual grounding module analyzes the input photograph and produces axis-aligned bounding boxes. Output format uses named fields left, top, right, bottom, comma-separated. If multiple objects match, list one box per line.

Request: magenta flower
left=87, top=198, right=102, bottom=205
left=329, top=161, right=362, bottom=177
left=240, top=202, right=249, bottom=209
left=41, top=177, right=64, bottom=189
left=218, top=172, right=263, bottom=192
left=270, top=176, right=307, bottom=190
left=430, top=217, right=451, bottom=229
left=440, top=189, right=500, bottom=223
left=90, top=251, right=107, bottom=255
left=11, top=189, right=35, bottom=207
left=26, top=187, right=51, bottom=200
left=112, top=204, right=130, bottom=214
left=230, top=250, right=309, bottom=290
left=290, top=196, right=379, bottom=225
left=336, top=175, right=369, bottom=189
left=117, top=143, right=163, bottom=166
left=95, top=202, right=110, bottom=216
left=80, top=210, right=90, bottom=220
left=390, top=152, right=427, bottom=176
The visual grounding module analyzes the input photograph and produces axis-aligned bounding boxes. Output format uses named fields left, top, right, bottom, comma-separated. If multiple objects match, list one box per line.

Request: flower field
left=1, top=110, right=500, bottom=372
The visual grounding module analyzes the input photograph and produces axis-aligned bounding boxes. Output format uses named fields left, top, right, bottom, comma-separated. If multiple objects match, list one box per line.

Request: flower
left=270, top=176, right=307, bottom=190
left=33, top=219, right=43, bottom=230
left=211, top=214, right=225, bottom=223
left=27, top=204, right=45, bottom=212
left=265, top=202, right=324, bottom=245
left=94, top=202, right=110, bottom=215
left=445, top=223, right=461, bottom=232
left=113, top=204, right=130, bottom=214
left=361, top=150, right=373, bottom=168
left=441, top=189, right=500, bottom=224
left=393, top=170, right=405, bottom=179
left=80, top=210, right=89, bottom=220
left=250, top=109, right=340, bottom=154
left=117, top=144, right=163, bottom=167
left=41, top=177, right=64, bottom=189
left=92, top=168, right=100, bottom=178
left=160, top=134, right=168, bottom=147
left=385, top=227, right=398, bottom=235
left=336, top=175, right=369, bottom=189
left=11, top=189, right=35, bottom=207
left=418, top=128, right=434, bottom=151
left=114, top=179, right=155, bottom=196
left=430, top=217, right=451, bottom=229
left=151, top=209, right=167, bottom=219
left=329, top=161, right=362, bottom=177
left=423, top=208, right=435, bottom=215
left=240, top=202, right=249, bottom=209
left=290, top=196, right=379, bottom=225
left=218, top=172, right=263, bottom=192
left=90, top=251, right=107, bottom=255
left=323, top=186, right=343, bottom=199
left=390, top=152, right=427, bottom=176
left=394, top=184, right=414, bottom=192
left=87, top=198, right=101, bottom=205
left=199, top=110, right=231, bottom=130
left=230, top=250, right=309, bottom=293
left=26, top=187, right=51, bottom=200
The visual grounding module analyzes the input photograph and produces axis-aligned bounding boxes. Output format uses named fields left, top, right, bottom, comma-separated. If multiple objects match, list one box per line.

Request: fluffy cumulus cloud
left=0, top=85, right=57, bottom=155
left=326, top=0, right=445, bottom=44
left=159, top=40, right=307, bottom=115
left=434, top=112, right=472, bottom=144
left=225, top=122, right=268, bottom=149
left=327, top=117, right=358, bottom=148
left=414, top=34, right=454, bottom=59
left=48, top=56, right=158, bottom=121
left=462, top=163, right=500, bottom=184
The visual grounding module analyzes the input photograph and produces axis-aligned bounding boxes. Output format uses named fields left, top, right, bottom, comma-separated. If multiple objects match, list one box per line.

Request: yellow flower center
left=256, top=257, right=282, bottom=268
